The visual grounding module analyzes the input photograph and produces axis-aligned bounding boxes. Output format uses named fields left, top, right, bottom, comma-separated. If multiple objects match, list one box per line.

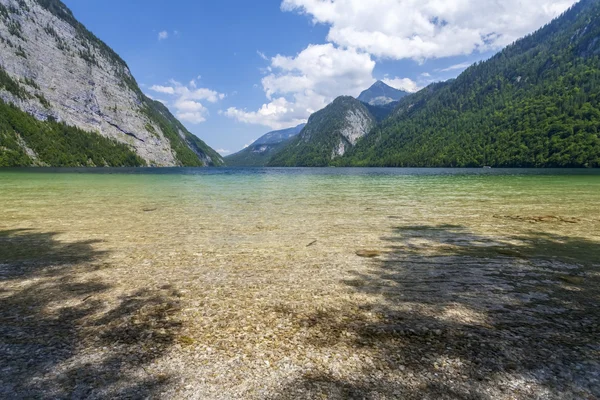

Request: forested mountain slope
left=225, top=124, right=305, bottom=167
left=0, top=0, right=222, bottom=167
left=342, top=0, right=600, bottom=168
left=268, top=97, right=376, bottom=167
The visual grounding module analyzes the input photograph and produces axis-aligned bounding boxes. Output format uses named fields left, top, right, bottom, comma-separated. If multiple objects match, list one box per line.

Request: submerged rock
left=356, top=250, right=383, bottom=258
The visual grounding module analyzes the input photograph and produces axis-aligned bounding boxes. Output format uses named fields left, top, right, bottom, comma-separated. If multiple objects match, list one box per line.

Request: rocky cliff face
left=268, top=96, right=376, bottom=167
left=0, top=0, right=222, bottom=166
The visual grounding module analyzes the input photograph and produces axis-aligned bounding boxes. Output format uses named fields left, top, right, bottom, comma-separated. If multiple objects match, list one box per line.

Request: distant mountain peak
left=224, top=123, right=305, bottom=166
left=346, top=0, right=600, bottom=168
left=358, top=81, right=409, bottom=106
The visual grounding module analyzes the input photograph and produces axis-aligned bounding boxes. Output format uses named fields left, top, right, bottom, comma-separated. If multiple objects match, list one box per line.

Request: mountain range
left=225, top=124, right=305, bottom=167
left=269, top=0, right=600, bottom=168
left=0, top=0, right=222, bottom=167
left=1, top=0, right=599, bottom=168
left=268, top=96, right=376, bottom=167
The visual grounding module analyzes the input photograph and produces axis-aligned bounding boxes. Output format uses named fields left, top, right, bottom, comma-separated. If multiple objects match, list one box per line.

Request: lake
left=1, top=168, right=599, bottom=399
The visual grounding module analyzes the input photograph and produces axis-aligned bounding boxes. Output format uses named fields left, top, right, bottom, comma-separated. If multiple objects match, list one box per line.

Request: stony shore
left=1, top=217, right=598, bottom=399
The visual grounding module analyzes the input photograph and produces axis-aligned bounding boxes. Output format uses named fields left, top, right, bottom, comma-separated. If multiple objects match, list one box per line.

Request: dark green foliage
left=15, top=45, right=26, bottom=58
left=144, top=122, right=158, bottom=138
left=0, top=3, right=9, bottom=20
left=362, top=101, right=398, bottom=122
left=43, top=24, right=59, bottom=39
left=269, top=96, right=375, bottom=167
left=21, top=77, right=39, bottom=89
left=342, top=0, right=600, bottom=168
left=0, top=99, right=145, bottom=167
left=8, top=4, right=21, bottom=15
left=16, top=0, right=29, bottom=12
left=0, top=66, right=30, bottom=99
left=0, top=35, right=15, bottom=47
left=35, top=93, right=51, bottom=108
left=141, top=98, right=224, bottom=166
left=78, top=48, right=97, bottom=66
left=7, top=20, right=24, bottom=40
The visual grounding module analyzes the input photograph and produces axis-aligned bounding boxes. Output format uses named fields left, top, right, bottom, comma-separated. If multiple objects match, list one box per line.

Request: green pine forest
left=0, top=0, right=223, bottom=168
left=268, top=96, right=375, bottom=167
left=336, top=0, right=600, bottom=168
left=2, top=0, right=599, bottom=168
left=0, top=99, right=145, bottom=167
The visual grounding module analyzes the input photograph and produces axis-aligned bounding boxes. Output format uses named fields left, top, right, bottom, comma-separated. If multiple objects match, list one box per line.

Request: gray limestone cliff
left=0, top=0, right=222, bottom=166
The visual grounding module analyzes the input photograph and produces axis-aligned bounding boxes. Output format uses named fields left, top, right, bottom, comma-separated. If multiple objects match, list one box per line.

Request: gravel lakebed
left=1, top=171, right=599, bottom=399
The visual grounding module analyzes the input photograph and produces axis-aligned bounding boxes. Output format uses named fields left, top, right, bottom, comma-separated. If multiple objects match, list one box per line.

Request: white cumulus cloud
left=149, top=85, right=175, bottom=95
left=223, top=43, right=375, bottom=129
left=149, top=79, right=225, bottom=124
left=281, top=0, right=577, bottom=61
left=382, top=77, right=420, bottom=93
left=224, top=0, right=575, bottom=129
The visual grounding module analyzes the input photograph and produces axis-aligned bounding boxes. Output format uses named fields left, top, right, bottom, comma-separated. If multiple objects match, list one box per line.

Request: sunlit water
left=2, top=168, right=599, bottom=255
left=1, top=168, right=599, bottom=398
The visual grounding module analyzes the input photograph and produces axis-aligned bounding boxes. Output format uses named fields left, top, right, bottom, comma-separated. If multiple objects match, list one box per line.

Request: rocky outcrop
left=268, top=96, right=376, bottom=167
left=0, top=0, right=222, bottom=166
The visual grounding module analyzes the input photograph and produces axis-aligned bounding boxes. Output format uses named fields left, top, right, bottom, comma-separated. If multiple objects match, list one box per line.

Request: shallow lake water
left=1, top=168, right=599, bottom=399
left=2, top=167, right=599, bottom=254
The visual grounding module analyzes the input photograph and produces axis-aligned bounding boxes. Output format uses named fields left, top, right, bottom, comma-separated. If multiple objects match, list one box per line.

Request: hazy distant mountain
left=268, top=96, right=376, bottom=167
left=357, top=81, right=409, bottom=106
left=362, top=101, right=399, bottom=122
left=225, top=124, right=305, bottom=166
left=342, top=0, right=600, bottom=168
left=0, top=0, right=222, bottom=167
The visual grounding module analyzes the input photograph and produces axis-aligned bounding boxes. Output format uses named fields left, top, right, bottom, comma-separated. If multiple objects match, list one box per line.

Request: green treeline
left=142, top=99, right=224, bottom=167
left=340, top=0, right=600, bottom=168
left=0, top=100, right=145, bottom=167
left=269, top=97, right=375, bottom=167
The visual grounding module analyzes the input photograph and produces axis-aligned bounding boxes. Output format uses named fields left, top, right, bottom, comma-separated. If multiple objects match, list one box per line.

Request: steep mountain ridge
left=268, top=96, right=376, bottom=167
left=225, top=124, right=305, bottom=167
left=358, top=81, right=409, bottom=106
left=342, top=0, right=600, bottom=167
left=0, top=0, right=222, bottom=166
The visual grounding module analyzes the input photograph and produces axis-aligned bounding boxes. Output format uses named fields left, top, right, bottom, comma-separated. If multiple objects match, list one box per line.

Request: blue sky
left=63, top=0, right=576, bottom=155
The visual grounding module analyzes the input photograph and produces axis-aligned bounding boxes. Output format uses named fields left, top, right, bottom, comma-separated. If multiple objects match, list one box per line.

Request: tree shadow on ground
left=0, top=229, right=183, bottom=399
left=271, top=224, right=600, bottom=399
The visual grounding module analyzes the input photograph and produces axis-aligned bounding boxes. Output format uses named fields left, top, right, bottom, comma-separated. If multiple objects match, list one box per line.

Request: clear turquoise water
left=2, top=167, right=598, bottom=269
left=2, top=168, right=599, bottom=235
left=1, top=168, right=599, bottom=398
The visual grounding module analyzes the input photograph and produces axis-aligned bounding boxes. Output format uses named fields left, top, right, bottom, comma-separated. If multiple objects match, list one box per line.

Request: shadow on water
left=271, top=225, right=600, bottom=399
left=0, top=229, right=183, bottom=399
